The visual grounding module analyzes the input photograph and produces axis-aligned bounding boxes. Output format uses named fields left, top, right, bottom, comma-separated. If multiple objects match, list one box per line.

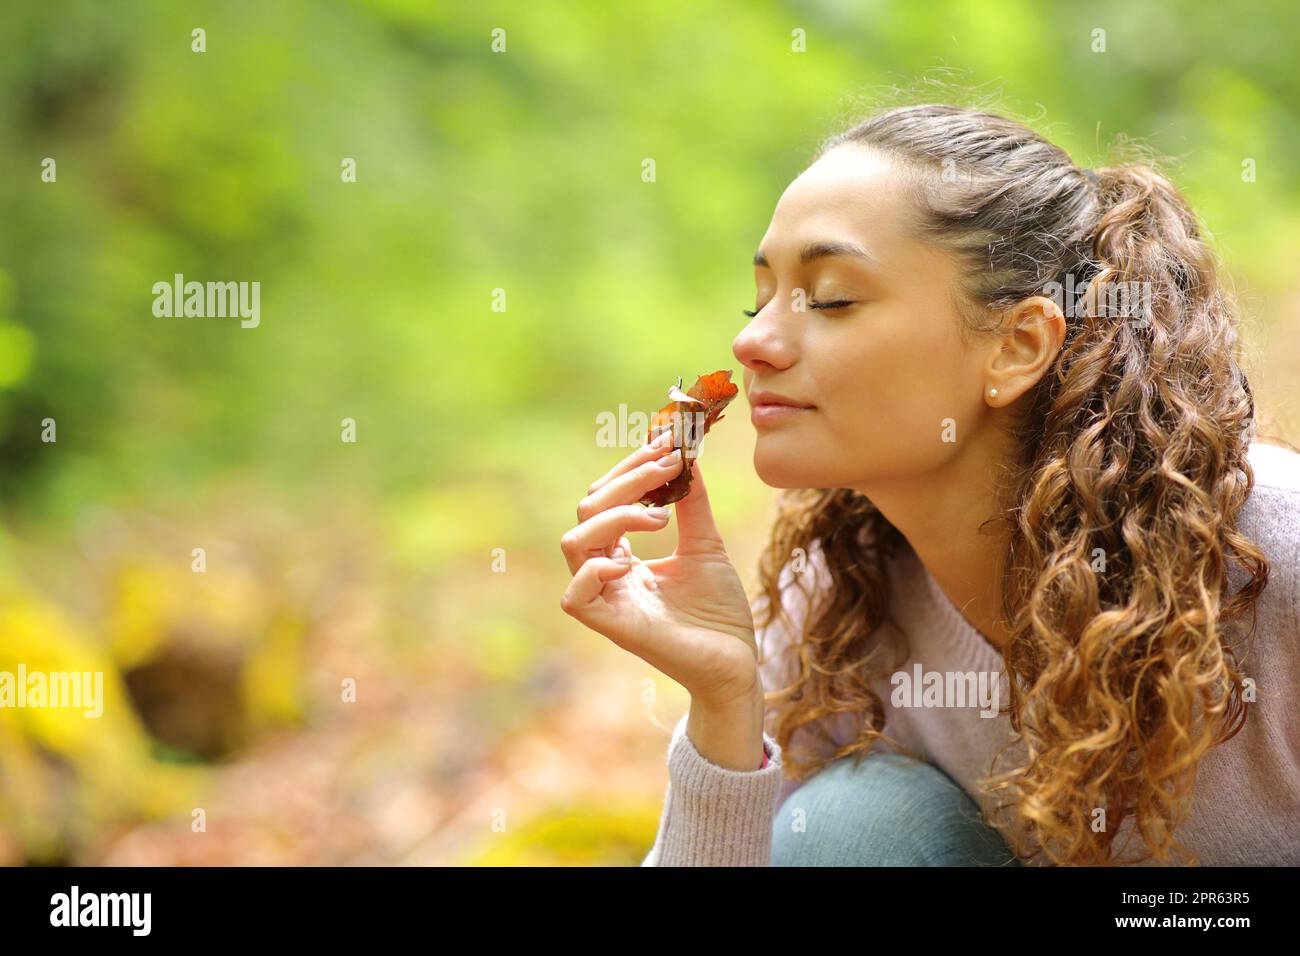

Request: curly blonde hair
left=756, top=102, right=1292, bottom=866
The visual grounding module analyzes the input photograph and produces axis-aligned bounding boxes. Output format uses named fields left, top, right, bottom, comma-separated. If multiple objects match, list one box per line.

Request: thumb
left=673, top=458, right=725, bottom=552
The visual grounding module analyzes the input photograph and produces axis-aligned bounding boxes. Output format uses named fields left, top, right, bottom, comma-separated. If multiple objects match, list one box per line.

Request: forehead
left=763, top=145, right=916, bottom=254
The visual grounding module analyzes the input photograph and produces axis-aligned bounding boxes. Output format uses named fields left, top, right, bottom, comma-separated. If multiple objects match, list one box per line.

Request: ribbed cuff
left=643, top=712, right=784, bottom=866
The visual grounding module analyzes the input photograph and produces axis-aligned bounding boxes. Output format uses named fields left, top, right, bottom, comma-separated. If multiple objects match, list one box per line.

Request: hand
left=560, top=432, right=759, bottom=706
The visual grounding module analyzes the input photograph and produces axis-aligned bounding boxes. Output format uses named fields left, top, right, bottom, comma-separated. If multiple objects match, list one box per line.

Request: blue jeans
left=771, top=752, right=1022, bottom=866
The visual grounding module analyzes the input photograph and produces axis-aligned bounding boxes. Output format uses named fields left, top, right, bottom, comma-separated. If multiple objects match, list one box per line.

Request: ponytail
left=1082, top=164, right=1219, bottom=333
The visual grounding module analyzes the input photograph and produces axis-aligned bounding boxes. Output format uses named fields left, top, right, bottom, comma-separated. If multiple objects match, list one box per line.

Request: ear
left=983, top=296, right=1066, bottom=405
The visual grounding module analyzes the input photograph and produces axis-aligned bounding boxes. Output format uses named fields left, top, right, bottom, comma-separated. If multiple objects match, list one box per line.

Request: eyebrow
left=752, top=239, right=877, bottom=269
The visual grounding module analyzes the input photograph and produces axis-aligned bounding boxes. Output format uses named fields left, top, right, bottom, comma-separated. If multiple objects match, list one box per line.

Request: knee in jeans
left=771, top=752, right=1019, bottom=866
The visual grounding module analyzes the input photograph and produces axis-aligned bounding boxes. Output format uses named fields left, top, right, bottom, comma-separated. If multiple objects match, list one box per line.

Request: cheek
left=823, top=330, right=923, bottom=427
left=820, top=326, right=970, bottom=474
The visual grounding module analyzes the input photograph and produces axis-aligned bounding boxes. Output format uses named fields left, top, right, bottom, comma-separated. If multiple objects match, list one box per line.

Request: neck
left=853, top=444, right=1015, bottom=651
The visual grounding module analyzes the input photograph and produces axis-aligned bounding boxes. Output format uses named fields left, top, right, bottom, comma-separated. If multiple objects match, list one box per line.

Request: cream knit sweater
left=642, top=441, right=1300, bottom=866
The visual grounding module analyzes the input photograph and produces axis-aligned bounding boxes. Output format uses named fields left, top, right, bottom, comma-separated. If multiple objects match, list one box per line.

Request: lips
left=748, top=390, right=814, bottom=410
left=748, top=389, right=815, bottom=428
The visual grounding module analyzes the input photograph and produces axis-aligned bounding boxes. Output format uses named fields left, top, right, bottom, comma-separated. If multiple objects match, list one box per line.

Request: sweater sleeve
left=640, top=711, right=786, bottom=866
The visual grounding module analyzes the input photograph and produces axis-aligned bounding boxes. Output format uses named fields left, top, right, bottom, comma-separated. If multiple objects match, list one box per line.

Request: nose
left=732, top=306, right=797, bottom=375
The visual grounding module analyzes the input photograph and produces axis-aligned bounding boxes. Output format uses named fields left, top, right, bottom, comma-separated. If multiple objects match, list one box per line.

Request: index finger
left=587, top=426, right=675, bottom=496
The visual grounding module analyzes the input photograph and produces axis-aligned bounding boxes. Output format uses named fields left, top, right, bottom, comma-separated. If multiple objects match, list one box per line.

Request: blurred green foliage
left=0, top=0, right=1297, bottom=864
left=1, top=0, right=1297, bottom=527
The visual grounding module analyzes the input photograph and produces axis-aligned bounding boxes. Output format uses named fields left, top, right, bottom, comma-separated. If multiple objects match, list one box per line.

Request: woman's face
left=732, top=145, right=989, bottom=492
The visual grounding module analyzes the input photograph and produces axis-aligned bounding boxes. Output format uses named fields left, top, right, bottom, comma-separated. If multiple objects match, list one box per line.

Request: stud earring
left=988, top=387, right=999, bottom=399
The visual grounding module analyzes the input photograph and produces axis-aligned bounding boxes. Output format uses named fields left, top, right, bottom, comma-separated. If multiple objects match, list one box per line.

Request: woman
left=559, top=103, right=1300, bottom=866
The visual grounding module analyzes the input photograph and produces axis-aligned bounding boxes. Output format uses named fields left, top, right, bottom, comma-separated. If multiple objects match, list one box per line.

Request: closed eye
left=742, top=300, right=858, bottom=318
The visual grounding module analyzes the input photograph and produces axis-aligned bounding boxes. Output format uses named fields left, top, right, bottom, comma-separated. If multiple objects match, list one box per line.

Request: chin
left=752, top=441, right=825, bottom=489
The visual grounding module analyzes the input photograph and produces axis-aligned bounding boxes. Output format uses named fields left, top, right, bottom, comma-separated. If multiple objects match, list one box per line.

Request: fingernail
left=646, top=506, right=670, bottom=520
left=657, top=449, right=682, bottom=467
left=649, top=429, right=674, bottom=448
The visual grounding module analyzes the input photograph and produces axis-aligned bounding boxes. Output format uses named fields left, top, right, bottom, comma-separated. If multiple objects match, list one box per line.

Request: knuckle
left=559, top=530, right=579, bottom=555
left=643, top=453, right=679, bottom=478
